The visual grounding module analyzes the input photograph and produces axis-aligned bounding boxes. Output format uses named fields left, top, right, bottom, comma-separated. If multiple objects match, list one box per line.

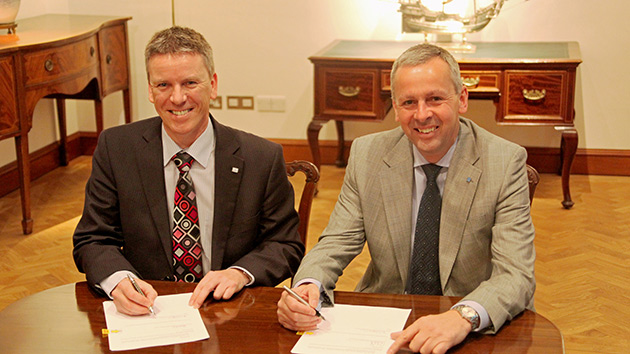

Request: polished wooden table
left=308, top=40, right=581, bottom=208
left=0, top=281, right=563, bottom=353
left=0, top=14, right=132, bottom=234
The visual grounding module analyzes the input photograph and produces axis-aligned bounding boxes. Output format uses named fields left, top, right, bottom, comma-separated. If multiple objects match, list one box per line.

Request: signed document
left=291, top=304, right=411, bottom=354
left=103, top=292, right=209, bottom=351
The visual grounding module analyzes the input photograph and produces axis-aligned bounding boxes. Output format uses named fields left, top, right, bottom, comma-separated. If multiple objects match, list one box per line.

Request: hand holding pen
left=282, top=285, right=326, bottom=321
left=127, top=274, right=156, bottom=316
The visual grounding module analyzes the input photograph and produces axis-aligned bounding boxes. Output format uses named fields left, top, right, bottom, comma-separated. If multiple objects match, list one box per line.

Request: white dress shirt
left=100, top=118, right=253, bottom=297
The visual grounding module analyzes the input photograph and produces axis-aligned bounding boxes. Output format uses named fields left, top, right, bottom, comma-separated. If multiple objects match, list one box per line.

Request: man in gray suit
left=277, top=44, right=535, bottom=354
left=73, top=26, right=303, bottom=315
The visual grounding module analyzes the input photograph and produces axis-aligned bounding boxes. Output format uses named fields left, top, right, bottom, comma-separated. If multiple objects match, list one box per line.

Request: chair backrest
left=286, top=160, right=320, bottom=244
left=526, top=164, right=540, bottom=205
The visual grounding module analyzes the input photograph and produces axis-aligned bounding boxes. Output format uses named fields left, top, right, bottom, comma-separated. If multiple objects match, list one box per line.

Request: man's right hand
left=276, top=283, right=322, bottom=331
left=111, top=277, right=158, bottom=315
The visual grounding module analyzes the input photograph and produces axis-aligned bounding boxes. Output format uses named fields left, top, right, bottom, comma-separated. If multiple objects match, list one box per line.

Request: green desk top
left=311, top=40, right=581, bottom=63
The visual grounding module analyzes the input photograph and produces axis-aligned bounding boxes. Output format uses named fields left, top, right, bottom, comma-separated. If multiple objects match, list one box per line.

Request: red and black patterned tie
left=171, top=152, right=202, bottom=283
left=407, top=164, right=443, bottom=295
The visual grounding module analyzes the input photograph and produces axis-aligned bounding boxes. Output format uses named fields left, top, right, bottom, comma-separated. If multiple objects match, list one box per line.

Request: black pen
left=127, top=274, right=155, bottom=316
left=282, top=285, right=326, bottom=321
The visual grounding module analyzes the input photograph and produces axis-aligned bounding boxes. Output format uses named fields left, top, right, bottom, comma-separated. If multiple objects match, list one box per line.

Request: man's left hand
left=387, top=310, right=471, bottom=354
left=188, top=269, right=250, bottom=308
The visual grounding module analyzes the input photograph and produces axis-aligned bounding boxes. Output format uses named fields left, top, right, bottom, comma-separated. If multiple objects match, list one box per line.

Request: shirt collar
left=162, top=117, right=215, bottom=168
left=412, top=136, right=458, bottom=169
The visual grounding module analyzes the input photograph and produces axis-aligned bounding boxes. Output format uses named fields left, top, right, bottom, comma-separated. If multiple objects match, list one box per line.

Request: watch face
left=462, top=307, right=476, bottom=317
left=455, top=306, right=480, bottom=330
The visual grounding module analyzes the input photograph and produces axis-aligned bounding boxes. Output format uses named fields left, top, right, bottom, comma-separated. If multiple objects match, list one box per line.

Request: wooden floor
left=0, top=155, right=629, bottom=353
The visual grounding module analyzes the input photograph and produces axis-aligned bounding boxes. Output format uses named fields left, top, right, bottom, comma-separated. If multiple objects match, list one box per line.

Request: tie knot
left=173, top=152, right=194, bottom=173
left=422, top=164, right=442, bottom=182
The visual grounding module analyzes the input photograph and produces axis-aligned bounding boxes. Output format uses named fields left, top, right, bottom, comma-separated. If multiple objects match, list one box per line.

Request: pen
left=127, top=274, right=155, bottom=316
left=282, top=285, right=326, bottom=321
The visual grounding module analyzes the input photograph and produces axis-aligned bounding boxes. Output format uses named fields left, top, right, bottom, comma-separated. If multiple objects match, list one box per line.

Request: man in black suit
left=73, top=26, right=303, bottom=315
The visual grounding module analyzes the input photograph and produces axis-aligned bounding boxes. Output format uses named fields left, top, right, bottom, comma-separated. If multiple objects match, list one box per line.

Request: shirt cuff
left=229, top=266, right=255, bottom=286
left=99, top=270, right=135, bottom=299
left=293, top=278, right=324, bottom=311
left=451, top=300, right=491, bottom=332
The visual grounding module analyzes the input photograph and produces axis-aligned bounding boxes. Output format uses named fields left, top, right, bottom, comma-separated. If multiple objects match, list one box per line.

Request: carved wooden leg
left=307, top=120, right=327, bottom=172
left=15, top=134, right=33, bottom=234
left=94, top=98, right=104, bottom=135
left=308, top=119, right=327, bottom=196
left=335, top=120, right=346, bottom=167
left=55, top=98, right=68, bottom=166
left=560, top=128, right=578, bottom=209
left=123, top=88, right=132, bottom=124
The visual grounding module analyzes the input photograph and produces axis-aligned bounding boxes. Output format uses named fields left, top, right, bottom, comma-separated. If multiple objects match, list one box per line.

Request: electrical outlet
left=270, top=96, right=286, bottom=112
left=209, top=96, right=222, bottom=109
left=257, top=96, right=272, bottom=111
left=256, top=95, right=285, bottom=112
left=227, top=96, right=255, bottom=110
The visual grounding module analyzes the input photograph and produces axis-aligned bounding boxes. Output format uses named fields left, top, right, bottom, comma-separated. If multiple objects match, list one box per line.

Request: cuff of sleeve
left=451, top=300, right=491, bottom=332
left=99, top=270, right=135, bottom=299
left=229, top=266, right=255, bottom=286
left=293, top=278, right=324, bottom=311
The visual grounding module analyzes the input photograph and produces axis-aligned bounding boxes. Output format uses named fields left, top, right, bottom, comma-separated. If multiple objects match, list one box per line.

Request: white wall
left=3, top=0, right=629, bottom=168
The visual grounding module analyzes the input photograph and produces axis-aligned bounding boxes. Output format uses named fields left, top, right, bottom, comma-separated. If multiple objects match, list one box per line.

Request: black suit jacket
left=73, top=116, right=304, bottom=292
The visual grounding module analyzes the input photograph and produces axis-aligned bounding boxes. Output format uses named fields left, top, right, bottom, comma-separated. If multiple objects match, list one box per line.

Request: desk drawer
left=503, top=70, right=568, bottom=123
left=22, top=36, right=98, bottom=87
left=460, top=71, right=500, bottom=92
left=317, top=67, right=380, bottom=119
left=0, top=56, right=19, bottom=137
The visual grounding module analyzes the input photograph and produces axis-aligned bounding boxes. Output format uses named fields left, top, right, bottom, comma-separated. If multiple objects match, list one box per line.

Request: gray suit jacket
left=294, top=118, right=535, bottom=332
left=73, top=116, right=304, bottom=292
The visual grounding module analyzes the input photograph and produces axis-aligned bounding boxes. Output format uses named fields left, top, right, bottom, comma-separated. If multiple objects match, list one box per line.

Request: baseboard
left=271, top=139, right=630, bottom=177
left=0, top=132, right=97, bottom=198
left=272, top=139, right=353, bottom=166
left=1, top=136, right=628, bottom=198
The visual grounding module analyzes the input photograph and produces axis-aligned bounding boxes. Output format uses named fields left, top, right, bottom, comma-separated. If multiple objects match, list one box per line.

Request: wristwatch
left=452, top=305, right=480, bottom=331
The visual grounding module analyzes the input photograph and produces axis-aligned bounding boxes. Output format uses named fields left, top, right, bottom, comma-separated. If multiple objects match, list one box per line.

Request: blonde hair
left=145, top=26, right=214, bottom=79
left=390, top=43, right=462, bottom=99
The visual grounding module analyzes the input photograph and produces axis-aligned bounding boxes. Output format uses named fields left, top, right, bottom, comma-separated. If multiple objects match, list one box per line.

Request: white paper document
left=291, top=304, right=411, bottom=354
left=103, top=292, right=209, bottom=351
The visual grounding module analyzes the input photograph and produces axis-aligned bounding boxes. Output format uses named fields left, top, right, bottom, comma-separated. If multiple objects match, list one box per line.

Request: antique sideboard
left=0, top=14, right=132, bottom=234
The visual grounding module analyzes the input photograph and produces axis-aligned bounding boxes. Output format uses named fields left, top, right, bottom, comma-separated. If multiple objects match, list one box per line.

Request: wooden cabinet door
left=98, top=24, right=129, bottom=96
left=0, top=56, right=19, bottom=138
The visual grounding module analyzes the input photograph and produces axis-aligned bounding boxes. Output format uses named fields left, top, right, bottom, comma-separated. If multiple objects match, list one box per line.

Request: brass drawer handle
left=44, top=59, right=54, bottom=72
left=90, top=46, right=95, bottom=57
left=522, top=89, right=546, bottom=101
left=462, top=76, right=480, bottom=88
left=338, top=86, right=360, bottom=97
left=106, top=54, right=112, bottom=64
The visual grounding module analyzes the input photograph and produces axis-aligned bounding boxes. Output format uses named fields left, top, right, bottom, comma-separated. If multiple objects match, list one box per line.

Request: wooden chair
left=286, top=160, right=320, bottom=244
left=526, top=164, right=540, bottom=205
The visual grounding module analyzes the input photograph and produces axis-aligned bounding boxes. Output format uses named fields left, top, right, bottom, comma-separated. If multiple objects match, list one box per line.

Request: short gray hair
left=390, top=43, right=462, bottom=99
left=145, top=26, right=214, bottom=79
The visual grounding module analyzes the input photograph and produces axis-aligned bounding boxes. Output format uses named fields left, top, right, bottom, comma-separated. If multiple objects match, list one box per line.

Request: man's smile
left=170, top=109, right=192, bottom=116
left=414, top=126, right=438, bottom=134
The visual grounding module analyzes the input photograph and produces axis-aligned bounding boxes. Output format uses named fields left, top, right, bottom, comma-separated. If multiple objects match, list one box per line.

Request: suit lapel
left=439, top=120, right=481, bottom=287
left=210, top=118, right=244, bottom=270
left=380, top=134, right=414, bottom=286
left=137, top=118, right=172, bottom=265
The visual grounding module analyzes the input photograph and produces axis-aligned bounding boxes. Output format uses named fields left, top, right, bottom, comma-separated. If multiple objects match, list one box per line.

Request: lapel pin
left=231, top=167, right=239, bottom=174
left=466, top=177, right=472, bottom=183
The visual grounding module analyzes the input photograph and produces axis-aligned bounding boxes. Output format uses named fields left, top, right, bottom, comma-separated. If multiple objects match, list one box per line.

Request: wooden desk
left=0, top=15, right=132, bottom=234
left=308, top=40, right=581, bottom=208
left=0, top=281, right=563, bottom=353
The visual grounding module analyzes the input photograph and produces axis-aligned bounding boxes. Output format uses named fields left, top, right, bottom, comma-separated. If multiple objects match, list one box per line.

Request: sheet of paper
left=103, top=292, right=209, bottom=351
left=291, top=304, right=411, bottom=354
